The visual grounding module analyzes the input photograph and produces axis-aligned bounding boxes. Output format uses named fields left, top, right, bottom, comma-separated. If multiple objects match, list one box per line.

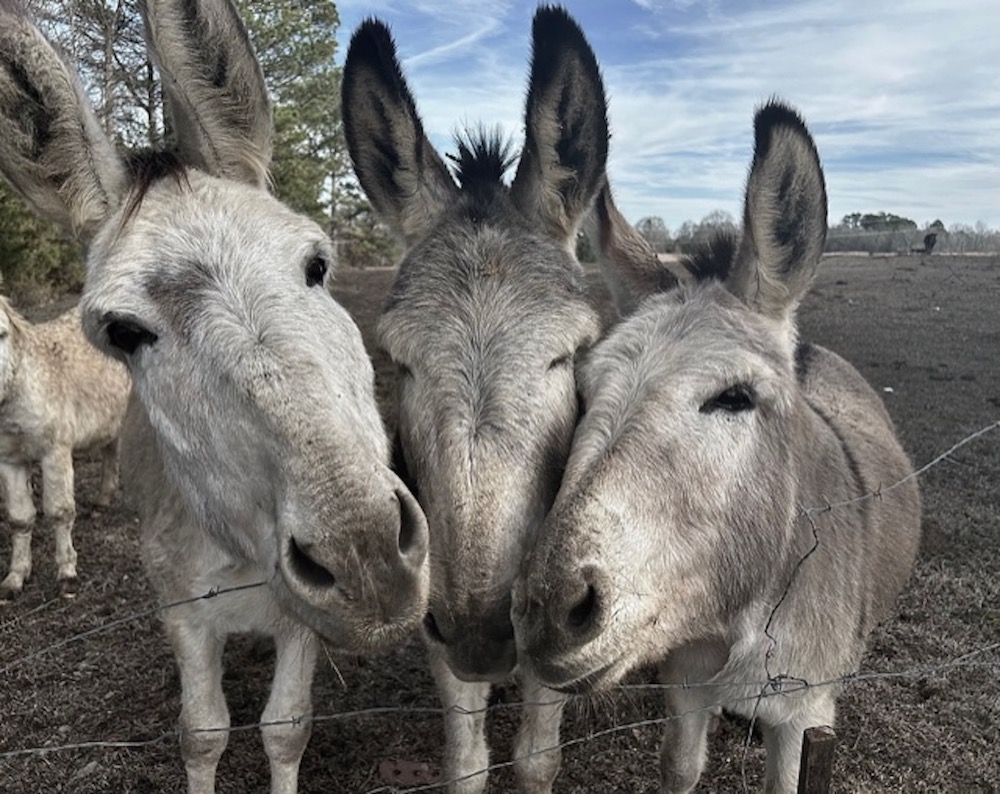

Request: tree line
left=1, top=0, right=397, bottom=302
left=627, top=209, right=1000, bottom=259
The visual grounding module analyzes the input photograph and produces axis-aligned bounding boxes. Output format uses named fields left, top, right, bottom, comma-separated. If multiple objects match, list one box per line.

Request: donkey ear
left=510, top=6, right=609, bottom=246
left=726, top=100, right=827, bottom=319
left=342, top=19, right=458, bottom=246
left=0, top=0, right=125, bottom=238
left=141, top=0, right=272, bottom=187
left=583, top=180, right=679, bottom=317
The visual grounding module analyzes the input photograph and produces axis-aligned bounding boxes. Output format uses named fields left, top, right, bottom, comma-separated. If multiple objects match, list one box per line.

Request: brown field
left=1, top=253, right=997, bottom=792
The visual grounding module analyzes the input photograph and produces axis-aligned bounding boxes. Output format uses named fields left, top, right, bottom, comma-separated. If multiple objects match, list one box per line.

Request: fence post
left=797, top=725, right=836, bottom=794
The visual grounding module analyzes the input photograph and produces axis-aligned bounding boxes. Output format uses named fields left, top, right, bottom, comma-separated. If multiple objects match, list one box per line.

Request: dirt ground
left=0, top=253, right=997, bottom=793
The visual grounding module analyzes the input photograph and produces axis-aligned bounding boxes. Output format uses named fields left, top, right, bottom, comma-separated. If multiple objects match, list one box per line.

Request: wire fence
left=1, top=420, right=998, bottom=791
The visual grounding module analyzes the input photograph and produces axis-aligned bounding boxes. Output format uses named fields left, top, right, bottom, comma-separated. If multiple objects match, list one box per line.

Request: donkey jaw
left=524, top=651, right=630, bottom=695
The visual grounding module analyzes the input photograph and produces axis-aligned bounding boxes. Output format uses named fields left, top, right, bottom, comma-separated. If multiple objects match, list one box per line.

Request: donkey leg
left=657, top=643, right=729, bottom=794
left=167, top=616, right=229, bottom=794
left=658, top=687, right=714, bottom=794
left=261, top=626, right=318, bottom=794
left=761, top=693, right=836, bottom=794
left=94, top=439, right=120, bottom=508
left=431, top=652, right=491, bottom=794
left=40, top=446, right=77, bottom=596
left=513, top=670, right=566, bottom=793
left=0, top=462, right=36, bottom=600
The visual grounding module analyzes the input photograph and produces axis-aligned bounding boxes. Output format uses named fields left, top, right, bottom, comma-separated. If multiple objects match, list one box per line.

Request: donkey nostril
left=395, top=488, right=423, bottom=557
left=423, top=612, right=446, bottom=644
left=566, top=583, right=598, bottom=631
left=288, top=537, right=336, bottom=589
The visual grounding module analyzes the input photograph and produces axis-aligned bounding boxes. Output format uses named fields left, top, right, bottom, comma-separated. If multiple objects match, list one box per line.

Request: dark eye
left=548, top=352, right=573, bottom=371
left=105, top=317, right=157, bottom=355
left=305, top=255, right=328, bottom=288
left=701, top=384, right=755, bottom=414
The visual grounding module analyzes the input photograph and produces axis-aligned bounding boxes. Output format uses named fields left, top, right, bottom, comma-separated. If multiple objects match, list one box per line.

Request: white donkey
left=514, top=101, right=922, bottom=793
left=342, top=8, right=607, bottom=792
left=0, top=298, right=129, bottom=600
left=0, top=1, right=429, bottom=792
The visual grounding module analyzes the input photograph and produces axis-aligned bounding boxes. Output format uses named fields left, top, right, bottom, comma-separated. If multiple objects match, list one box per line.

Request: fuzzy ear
left=727, top=100, right=828, bottom=319
left=583, top=180, right=679, bottom=316
left=0, top=0, right=125, bottom=237
left=510, top=6, right=609, bottom=245
left=341, top=19, right=458, bottom=246
left=141, top=0, right=273, bottom=187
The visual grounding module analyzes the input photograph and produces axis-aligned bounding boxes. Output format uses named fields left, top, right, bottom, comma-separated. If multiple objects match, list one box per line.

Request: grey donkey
left=0, top=0, right=429, bottom=791
left=342, top=7, right=607, bottom=792
left=0, top=299, right=129, bottom=601
left=513, top=101, right=922, bottom=793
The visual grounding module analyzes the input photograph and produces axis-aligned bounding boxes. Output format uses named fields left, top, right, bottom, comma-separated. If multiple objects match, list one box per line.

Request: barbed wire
left=1, top=421, right=997, bottom=788
left=0, top=579, right=268, bottom=674
left=1, top=643, right=995, bottom=789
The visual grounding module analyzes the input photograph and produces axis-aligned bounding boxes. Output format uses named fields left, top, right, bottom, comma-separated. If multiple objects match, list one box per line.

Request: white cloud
left=338, top=0, right=1000, bottom=228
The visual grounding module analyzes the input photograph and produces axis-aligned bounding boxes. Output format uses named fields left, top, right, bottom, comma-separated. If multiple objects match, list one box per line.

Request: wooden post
left=797, top=725, right=836, bottom=794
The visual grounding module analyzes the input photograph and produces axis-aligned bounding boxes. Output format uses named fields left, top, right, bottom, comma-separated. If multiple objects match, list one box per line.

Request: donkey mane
left=448, top=126, right=517, bottom=224
left=121, top=148, right=190, bottom=224
left=449, top=126, right=516, bottom=189
left=679, top=230, right=738, bottom=284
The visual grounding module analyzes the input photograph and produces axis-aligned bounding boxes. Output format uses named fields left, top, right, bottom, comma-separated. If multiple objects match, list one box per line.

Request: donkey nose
left=423, top=601, right=517, bottom=682
left=552, top=565, right=607, bottom=644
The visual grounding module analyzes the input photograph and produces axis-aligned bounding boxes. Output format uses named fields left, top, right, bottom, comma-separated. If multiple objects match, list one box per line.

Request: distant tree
left=234, top=1, right=344, bottom=224
left=841, top=212, right=864, bottom=230
left=859, top=212, right=917, bottom=232
left=675, top=210, right=738, bottom=254
left=0, top=182, right=82, bottom=301
left=635, top=216, right=672, bottom=254
left=332, top=181, right=400, bottom=268
left=30, top=0, right=159, bottom=147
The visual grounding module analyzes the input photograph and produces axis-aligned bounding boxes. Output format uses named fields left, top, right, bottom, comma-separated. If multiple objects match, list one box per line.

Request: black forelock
left=681, top=230, right=739, bottom=284
left=448, top=126, right=516, bottom=190
left=121, top=148, right=190, bottom=224
left=446, top=126, right=517, bottom=224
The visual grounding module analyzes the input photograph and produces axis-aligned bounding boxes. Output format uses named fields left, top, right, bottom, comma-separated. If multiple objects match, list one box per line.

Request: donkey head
left=343, top=7, right=606, bottom=681
left=0, top=0, right=428, bottom=649
left=513, top=101, right=828, bottom=690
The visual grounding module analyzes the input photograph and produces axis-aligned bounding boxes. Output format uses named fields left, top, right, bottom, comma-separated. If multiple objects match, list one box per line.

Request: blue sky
left=334, top=1, right=1000, bottom=231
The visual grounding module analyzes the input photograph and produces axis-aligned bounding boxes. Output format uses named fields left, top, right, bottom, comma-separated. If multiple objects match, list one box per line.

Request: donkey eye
left=105, top=317, right=158, bottom=355
left=305, top=255, right=328, bottom=288
left=548, top=352, right=573, bottom=371
left=701, top=384, right=755, bottom=414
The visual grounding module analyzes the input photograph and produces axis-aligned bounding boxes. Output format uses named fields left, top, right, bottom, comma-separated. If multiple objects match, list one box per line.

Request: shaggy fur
left=0, top=299, right=129, bottom=600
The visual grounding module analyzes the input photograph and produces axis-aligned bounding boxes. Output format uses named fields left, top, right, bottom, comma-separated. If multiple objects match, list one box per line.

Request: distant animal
left=513, top=101, right=922, bottom=793
left=911, top=231, right=938, bottom=254
left=0, top=299, right=129, bottom=600
left=0, top=1, right=429, bottom=792
left=342, top=7, right=606, bottom=792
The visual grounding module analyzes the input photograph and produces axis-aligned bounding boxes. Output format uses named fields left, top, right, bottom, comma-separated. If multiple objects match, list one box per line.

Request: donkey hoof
left=0, top=586, right=20, bottom=604
left=59, top=578, right=79, bottom=599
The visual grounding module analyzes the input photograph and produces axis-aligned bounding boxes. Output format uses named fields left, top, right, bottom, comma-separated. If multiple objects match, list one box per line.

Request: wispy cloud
left=337, top=0, right=1000, bottom=229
